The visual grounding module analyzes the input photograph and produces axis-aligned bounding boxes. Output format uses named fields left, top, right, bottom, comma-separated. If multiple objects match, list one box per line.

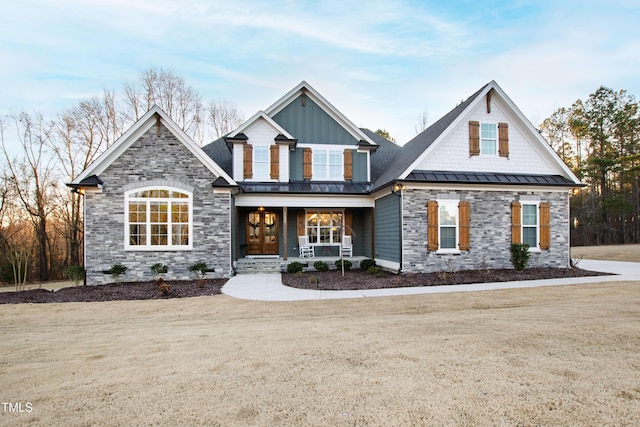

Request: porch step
left=235, top=258, right=283, bottom=274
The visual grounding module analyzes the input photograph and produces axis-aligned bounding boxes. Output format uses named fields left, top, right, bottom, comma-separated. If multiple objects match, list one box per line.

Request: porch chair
left=340, top=235, right=353, bottom=258
left=298, top=236, right=314, bottom=258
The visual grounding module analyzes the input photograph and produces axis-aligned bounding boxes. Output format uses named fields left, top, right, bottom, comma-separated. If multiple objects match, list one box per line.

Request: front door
left=246, top=211, right=278, bottom=255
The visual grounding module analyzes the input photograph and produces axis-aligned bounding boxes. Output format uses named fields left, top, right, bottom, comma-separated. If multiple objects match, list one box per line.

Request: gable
left=415, top=96, right=558, bottom=175
left=72, top=105, right=235, bottom=187
left=272, top=95, right=359, bottom=145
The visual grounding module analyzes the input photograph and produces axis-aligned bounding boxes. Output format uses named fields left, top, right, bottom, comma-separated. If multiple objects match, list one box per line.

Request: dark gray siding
left=353, top=151, right=368, bottom=182
left=374, top=194, right=401, bottom=264
left=273, top=96, right=358, bottom=145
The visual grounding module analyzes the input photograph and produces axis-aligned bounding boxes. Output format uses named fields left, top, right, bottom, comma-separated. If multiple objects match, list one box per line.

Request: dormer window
left=253, top=146, right=270, bottom=180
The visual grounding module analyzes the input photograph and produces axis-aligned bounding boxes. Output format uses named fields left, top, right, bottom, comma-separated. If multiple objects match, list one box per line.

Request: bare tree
left=415, top=108, right=428, bottom=134
left=1, top=113, right=57, bottom=281
left=205, top=99, right=244, bottom=139
left=123, top=68, right=203, bottom=139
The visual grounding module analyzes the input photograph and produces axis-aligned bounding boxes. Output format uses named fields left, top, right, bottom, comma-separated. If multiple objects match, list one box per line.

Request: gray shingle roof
left=360, top=128, right=402, bottom=182
left=202, top=137, right=233, bottom=176
left=372, top=83, right=489, bottom=190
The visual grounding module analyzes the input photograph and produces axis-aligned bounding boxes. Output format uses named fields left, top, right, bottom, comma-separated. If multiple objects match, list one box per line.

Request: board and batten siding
left=374, top=194, right=401, bottom=268
left=273, top=95, right=359, bottom=145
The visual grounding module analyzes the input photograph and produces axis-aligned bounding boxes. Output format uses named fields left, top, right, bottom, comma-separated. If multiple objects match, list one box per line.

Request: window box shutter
left=270, top=145, right=279, bottom=180
left=469, top=121, right=480, bottom=156
left=498, top=122, right=509, bottom=157
left=539, top=202, right=551, bottom=250
left=303, top=148, right=313, bottom=180
left=243, top=144, right=253, bottom=179
left=458, top=201, right=470, bottom=251
left=427, top=201, right=439, bottom=251
left=511, top=201, right=522, bottom=244
left=297, top=210, right=305, bottom=237
left=344, top=210, right=353, bottom=236
left=344, top=149, right=353, bottom=181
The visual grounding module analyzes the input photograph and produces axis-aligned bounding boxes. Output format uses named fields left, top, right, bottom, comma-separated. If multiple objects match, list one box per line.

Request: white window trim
left=521, top=201, right=541, bottom=252
left=480, top=122, right=498, bottom=156
left=312, top=149, right=343, bottom=181
left=437, top=199, right=460, bottom=254
left=124, top=186, right=193, bottom=251
left=305, top=209, right=344, bottom=245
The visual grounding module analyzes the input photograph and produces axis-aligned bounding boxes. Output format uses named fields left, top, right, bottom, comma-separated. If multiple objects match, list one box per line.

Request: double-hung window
left=126, top=188, right=192, bottom=250
left=313, top=150, right=343, bottom=180
left=522, top=203, right=539, bottom=248
left=480, top=123, right=497, bottom=155
left=438, top=201, right=458, bottom=251
left=253, top=146, right=270, bottom=180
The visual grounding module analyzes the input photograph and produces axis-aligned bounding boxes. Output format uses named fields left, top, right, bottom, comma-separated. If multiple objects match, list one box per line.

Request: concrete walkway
left=221, top=259, right=640, bottom=301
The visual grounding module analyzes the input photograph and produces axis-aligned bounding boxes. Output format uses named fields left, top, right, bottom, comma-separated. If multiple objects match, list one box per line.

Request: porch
left=234, top=255, right=368, bottom=274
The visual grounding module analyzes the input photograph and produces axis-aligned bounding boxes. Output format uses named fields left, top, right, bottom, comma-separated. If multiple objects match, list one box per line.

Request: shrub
left=359, top=258, right=376, bottom=270
left=188, top=262, right=208, bottom=279
left=150, top=263, right=168, bottom=279
left=107, top=263, right=127, bottom=284
left=287, top=262, right=304, bottom=274
left=313, top=261, right=329, bottom=272
left=156, top=278, right=171, bottom=295
left=335, top=259, right=352, bottom=271
left=510, top=243, right=530, bottom=271
left=65, top=265, right=85, bottom=286
left=367, top=266, right=386, bottom=277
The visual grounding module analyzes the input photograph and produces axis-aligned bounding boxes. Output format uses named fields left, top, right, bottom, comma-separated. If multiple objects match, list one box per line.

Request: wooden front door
left=246, top=211, right=278, bottom=255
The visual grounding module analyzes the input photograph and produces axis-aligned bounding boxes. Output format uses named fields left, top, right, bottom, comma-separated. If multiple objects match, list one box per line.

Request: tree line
left=539, top=86, right=639, bottom=246
left=0, top=68, right=243, bottom=285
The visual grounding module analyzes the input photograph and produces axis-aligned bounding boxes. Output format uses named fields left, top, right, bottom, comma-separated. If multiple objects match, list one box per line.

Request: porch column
left=283, top=206, right=288, bottom=261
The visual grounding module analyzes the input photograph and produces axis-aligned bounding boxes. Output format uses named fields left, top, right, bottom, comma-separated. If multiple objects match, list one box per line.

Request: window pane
left=481, top=123, right=496, bottom=139
left=523, top=227, right=537, bottom=248
left=172, top=202, right=189, bottom=223
left=151, top=224, right=168, bottom=245
left=129, top=224, right=146, bottom=245
left=313, top=151, right=328, bottom=180
left=481, top=139, right=496, bottom=155
left=172, top=224, right=189, bottom=246
left=523, top=204, right=537, bottom=226
left=440, top=227, right=456, bottom=249
left=129, top=202, right=146, bottom=222
left=440, top=204, right=457, bottom=226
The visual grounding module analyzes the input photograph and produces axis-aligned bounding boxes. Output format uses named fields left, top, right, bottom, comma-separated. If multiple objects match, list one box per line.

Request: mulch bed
left=282, top=268, right=612, bottom=291
left=0, top=279, right=227, bottom=304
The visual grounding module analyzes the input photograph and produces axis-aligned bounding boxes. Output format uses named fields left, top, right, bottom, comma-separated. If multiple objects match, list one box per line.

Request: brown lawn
left=1, top=279, right=639, bottom=426
left=571, top=243, right=640, bottom=262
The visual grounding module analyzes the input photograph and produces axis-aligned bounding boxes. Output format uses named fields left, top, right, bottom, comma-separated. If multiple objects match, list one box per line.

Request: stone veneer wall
left=84, top=124, right=232, bottom=285
left=401, top=188, right=570, bottom=273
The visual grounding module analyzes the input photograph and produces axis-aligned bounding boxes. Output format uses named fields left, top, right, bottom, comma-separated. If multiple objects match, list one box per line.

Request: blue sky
left=1, top=0, right=639, bottom=145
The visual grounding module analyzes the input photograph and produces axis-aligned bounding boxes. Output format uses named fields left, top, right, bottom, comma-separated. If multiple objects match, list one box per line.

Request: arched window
left=125, top=187, right=192, bottom=250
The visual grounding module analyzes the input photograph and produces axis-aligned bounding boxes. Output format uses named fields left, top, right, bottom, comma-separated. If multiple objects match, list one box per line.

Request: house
left=70, top=80, right=581, bottom=285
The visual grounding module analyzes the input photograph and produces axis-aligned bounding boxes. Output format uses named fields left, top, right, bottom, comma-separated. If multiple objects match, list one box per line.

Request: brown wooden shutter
left=297, top=210, right=305, bottom=237
left=243, top=144, right=253, bottom=179
left=469, top=121, right=480, bottom=156
left=498, top=122, right=509, bottom=158
left=427, top=201, right=439, bottom=251
left=270, top=144, right=279, bottom=180
left=511, top=201, right=522, bottom=244
left=539, top=202, right=551, bottom=250
left=344, top=210, right=353, bottom=236
left=303, top=148, right=313, bottom=180
left=344, top=149, right=353, bottom=181
left=458, top=201, right=470, bottom=251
